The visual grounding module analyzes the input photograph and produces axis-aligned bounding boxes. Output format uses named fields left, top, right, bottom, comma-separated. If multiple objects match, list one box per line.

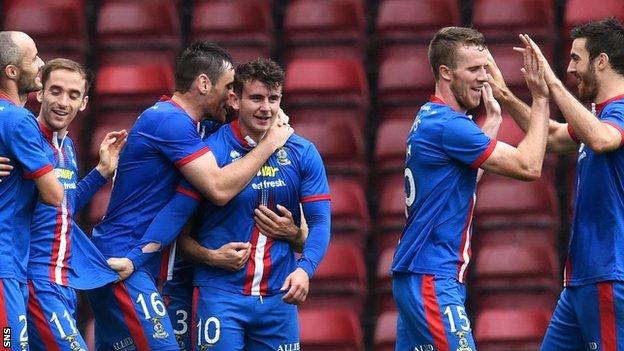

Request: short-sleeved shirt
left=0, top=95, right=54, bottom=282
left=91, top=96, right=209, bottom=277
left=391, top=97, right=496, bottom=283
left=28, top=123, right=118, bottom=289
left=565, top=95, right=624, bottom=286
left=191, top=120, right=330, bottom=296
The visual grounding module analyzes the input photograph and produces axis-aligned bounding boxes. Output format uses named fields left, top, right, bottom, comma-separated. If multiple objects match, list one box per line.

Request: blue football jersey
left=91, top=96, right=209, bottom=278
left=391, top=97, right=496, bottom=283
left=193, top=120, right=331, bottom=296
left=0, top=95, right=54, bottom=282
left=28, top=122, right=119, bottom=289
left=565, top=95, right=624, bottom=286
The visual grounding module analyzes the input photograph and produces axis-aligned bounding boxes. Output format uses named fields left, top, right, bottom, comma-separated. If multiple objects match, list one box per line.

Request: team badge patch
left=276, top=147, right=291, bottom=165
left=150, top=317, right=170, bottom=339
left=65, top=334, right=85, bottom=351
left=455, top=331, right=472, bottom=351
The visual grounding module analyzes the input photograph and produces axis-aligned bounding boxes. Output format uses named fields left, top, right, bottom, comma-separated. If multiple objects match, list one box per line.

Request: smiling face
left=37, top=69, right=88, bottom=134
left=448, top=44, right=489, bottom=111
left=567, top=38, right=599, bottom=102
left=229, top=79, right=282, bottom=141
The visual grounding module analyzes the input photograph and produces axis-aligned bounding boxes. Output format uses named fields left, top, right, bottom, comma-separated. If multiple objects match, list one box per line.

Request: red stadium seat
left=373, top=310, right=397, bottom=351
left=285, top=59, right=369, bottom=128
left=377, top=49, right=433, bottom=121
left=475, top=308, right=551, bottom=351
left=96, top=0, right=181, bottom=65
left=3, top=0, right=86, bottom=62
left=327, top=178, right=370, bottom=248
left=564, top=0, right=624, bottom=36
left=283, top=0, right=366, bottom=62
left=471, top=243, right=560, bottom=313
left=374, top=247, right=396, bottom=314
left=472, top=227, right=559, bottom=248
left=190, top=0, right=274, bottom=63
left=475, top=178, right=559, bottom=230
left=374, top=118, right=412, bottom=173
left=376, top=0, right=460, bottom=59
left=375, top=174, right=406, bottom=232
left=95, top=63, right=174, bottom=110
left=373, top=231, right=401, bottom=255
left=293, top=117, right=366, bottom=179
left=472, top=0, right=553, bottom=43
left=89, top=112, right=138, bottom=160
left=302, top=243, right=367, bottom=315
left=299, top=309, right=364, bottom=351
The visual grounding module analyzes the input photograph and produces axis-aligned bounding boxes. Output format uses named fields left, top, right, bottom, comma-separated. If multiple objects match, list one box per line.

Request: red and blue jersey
left=0, top=95, right=54, bottom=283
left=391, top=97, right=496, bottom=283
left=91, top=96, right=209, bottom=277
left=28, top=122, right=119, bottom=290
left=565, top=96, right=624, bottom=286
left=192, top=120, right=331, bottom=296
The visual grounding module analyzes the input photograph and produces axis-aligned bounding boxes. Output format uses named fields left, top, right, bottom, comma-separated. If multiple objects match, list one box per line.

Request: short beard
left=577, top=62, right=598, bottom=103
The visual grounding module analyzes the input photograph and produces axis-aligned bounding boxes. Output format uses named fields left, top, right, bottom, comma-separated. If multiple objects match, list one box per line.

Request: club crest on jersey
left=65, top=334, right=85, bottom=351
left=150, top=317, right=169, bottom=339
left=175, top=334, right=187, bottom=351
left=276, top=147, right=291, bottom=165
left=455, top=331, right=473, bottom=351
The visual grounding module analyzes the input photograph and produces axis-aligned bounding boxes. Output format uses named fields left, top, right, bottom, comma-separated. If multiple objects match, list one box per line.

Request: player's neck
left=594, top=74, right=624, bottom=104
left=434, top=85, right=466, bottom=114
left=0, top=82, right=21, bottom=106
left=171, top=92, right=202, bottom=122
left=236, top=118, right=264, bottom=145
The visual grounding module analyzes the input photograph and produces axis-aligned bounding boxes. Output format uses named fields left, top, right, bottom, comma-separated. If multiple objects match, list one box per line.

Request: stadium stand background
left=2, top=0, right=623, bottom=349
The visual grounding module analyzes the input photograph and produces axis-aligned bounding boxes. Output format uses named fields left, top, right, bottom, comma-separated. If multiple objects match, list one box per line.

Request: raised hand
left=485, top=50, right=509, bottom=99
left=519, top=38, right=549, bottom=99
left=516, top=34, right=558, bottom=87
left=263, top=109, right=294, bottom=149
left=96, top=130, right=128, bottom=178
left=482, top=82, right=502, bottom=120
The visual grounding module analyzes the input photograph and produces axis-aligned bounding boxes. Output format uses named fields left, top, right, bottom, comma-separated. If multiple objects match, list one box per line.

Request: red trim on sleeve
left=24, top=164, right=53, bottom=179
left=301, top=194, right=331, bottom=203
left=603, top=121, right=624, bottom=148
left=175, top=146, right=210, bottom=168
left=567, top=125, right=580, bottom=144
left=470, top=139, right=497, bottom=169
left=176, top=186, right=201, bottom=201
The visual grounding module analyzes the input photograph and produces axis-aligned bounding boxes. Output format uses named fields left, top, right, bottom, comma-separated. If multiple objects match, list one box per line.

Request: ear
left=595, top=52, right=609, bottom=71
left=196, top=74, right=212, bottom=95
left=79, top=95, right=89, bottom=112
left=439, top=65, right=453, bottom=81
left=36, top=88, right=43, bottom=103
left=228, top=91, right=239, bottom=110
left=4, top=64, right=18, bottom=80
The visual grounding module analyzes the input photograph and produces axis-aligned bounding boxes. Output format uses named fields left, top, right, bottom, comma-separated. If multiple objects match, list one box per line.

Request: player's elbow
left=40, top=186, right=64, bottom=206
left=585, top=138, right=614, bottom=154
left=205, top=189, right=232, bottom=207
left=516, top=165, right=541, bottom=181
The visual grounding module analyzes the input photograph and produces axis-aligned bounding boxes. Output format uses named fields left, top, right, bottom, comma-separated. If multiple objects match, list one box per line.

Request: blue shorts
left=163, top=281, right=193, bottom=351
left=26, top=279, right=87, bottom=351
left=541, top=282, right=624, bottom=351
left=0, top=278, right=29, bottom=351
left=392, top=273, right=476, bottom=351
left=86, top=270, right=178, bottom=351
left=193, top=286, right=299, bottom=351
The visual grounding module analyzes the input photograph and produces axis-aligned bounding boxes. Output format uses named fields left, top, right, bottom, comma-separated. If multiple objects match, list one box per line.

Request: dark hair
left=41, top=58, right=91, bottom=95
left=571, top=17, right=624, bottom=76
left=174, top=41, right=233, bottom=93
left=428, top=26, right=486, bottom=81
left=233, top=58, right=284, bottom=97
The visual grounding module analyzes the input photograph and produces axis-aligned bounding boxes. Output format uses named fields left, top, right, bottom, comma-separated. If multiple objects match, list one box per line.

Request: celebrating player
left=0, top=31, right=63, bottom=350
left=487, top=17, right=624, bottom=350
left=25, top=58, right=126, bottom=351
left=391, top=26, right=550, bottom=350
left=86, top=41, right=292, bottom=350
